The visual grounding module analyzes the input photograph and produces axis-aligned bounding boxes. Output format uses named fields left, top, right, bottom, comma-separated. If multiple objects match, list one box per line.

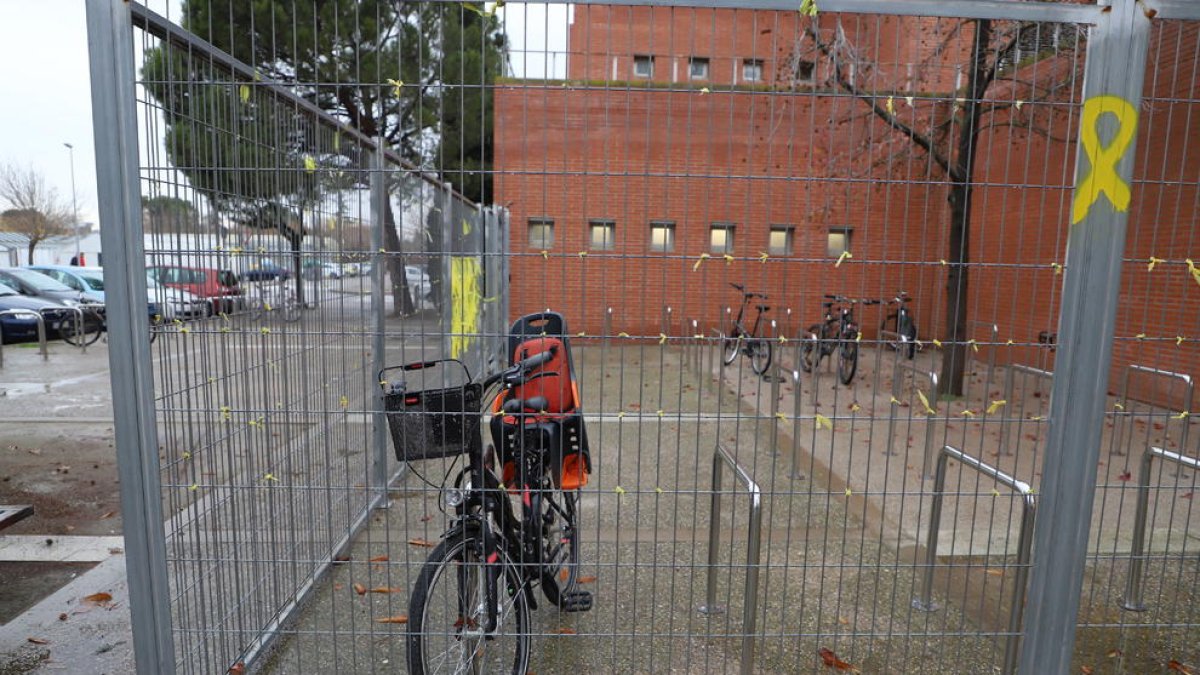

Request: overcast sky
left=0, top=0, right=567, bottom=230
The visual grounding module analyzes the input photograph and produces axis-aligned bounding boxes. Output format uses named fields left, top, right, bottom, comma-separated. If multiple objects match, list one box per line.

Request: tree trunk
left=383, top=198, right=414, bottom=317
left=938, top=18, right=992, bottom=398
left=286, top=229, right=305, bottom=307
left=27, top=241, right=35, bottom=265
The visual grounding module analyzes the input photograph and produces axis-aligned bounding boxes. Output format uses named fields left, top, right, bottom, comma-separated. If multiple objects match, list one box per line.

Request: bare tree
left=795, top=17, right=1082, bottom=395
left=0, top=164, right=73, bottom=263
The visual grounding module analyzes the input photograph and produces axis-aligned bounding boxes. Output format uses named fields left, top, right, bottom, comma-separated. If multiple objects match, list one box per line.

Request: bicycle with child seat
left=722, top=283, right=773, bottom=375
left=880, top=291, right=919, bottom=359
left=800, top=294, right=877, bottom=385
left=386, top=312, right=593, bottom=674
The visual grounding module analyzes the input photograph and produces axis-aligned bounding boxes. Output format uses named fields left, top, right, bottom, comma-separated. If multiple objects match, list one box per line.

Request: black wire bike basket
left=380, top=359, right=482, bottom=461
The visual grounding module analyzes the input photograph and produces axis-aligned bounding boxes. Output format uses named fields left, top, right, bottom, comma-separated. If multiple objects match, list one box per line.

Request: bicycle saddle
left=502, top=396, right=549, bottom=414
left=756, top=304, right=771, bottom=312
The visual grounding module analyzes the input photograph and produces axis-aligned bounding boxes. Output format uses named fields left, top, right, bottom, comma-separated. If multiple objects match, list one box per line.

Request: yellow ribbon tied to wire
left=1072, top=95, right=1138, bottom=224
left=799, top=0, right=819, bottom=16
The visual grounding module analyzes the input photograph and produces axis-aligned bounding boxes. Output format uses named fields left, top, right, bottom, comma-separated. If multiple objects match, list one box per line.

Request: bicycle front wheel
left=798, top=325, right=822, bottom=373
left=407, top=533, right=531, bottom=675
left=537, top=488, right=580, bottom=607
left=749, top=339, right=772, bottom=375
left=722, top=330, right=740, bottom=365
left=280, top=291, right=301, bottom=323
left=838, top=335, right=859, bottom=385
left=61, top=310, right=103, bottom=346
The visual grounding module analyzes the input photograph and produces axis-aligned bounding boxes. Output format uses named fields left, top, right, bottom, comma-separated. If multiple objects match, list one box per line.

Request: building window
left=795, top=59, right=816, bottom=83
left=827, top=227, right=852, bottom=257
left=589, top=219, right=615, bottom=251
left=742, top=58, right=764, bottom=83
left=528, top=218, right=554, bottom=249
left=710, top=222, right=734, bottom=254
left=633, top=55, right=654, bottom=78
left=649, top=221, right=675, bottom=253
left=768, top=225, right=794, bottom=256
left=689, top=57, right=710, bottom=80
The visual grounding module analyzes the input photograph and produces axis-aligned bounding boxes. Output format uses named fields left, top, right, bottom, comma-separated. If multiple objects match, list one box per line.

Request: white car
left=405, top=265, right=432, bottom=307
left=321, top=263, right=344, bottom=279
left=146, top=274, right=207, bottom=320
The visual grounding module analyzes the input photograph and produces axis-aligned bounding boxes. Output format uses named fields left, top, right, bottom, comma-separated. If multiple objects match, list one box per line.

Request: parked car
left=0, top=279, right=89, bottom=344
left=0, top=267, right=98, bottom=306
left=146, top=265, right=242, bottom=315
left=405, top=265, right=433, bottom=308
left=239, top=258, right=292, bottom=282
left=145, top=274, right=208, bottom=321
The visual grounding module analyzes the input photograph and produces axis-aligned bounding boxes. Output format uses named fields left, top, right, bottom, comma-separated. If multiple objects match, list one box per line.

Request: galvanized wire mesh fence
left=86, top=0, right=1200, bottom=673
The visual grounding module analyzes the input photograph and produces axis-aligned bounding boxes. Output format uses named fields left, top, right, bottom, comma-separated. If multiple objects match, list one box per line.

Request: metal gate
left=85, top=0, right=1200, bottom=672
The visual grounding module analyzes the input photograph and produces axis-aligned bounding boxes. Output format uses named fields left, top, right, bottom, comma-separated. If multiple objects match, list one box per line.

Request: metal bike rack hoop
left=889, top=359, right=939, bottom=472
left=698, top=443, right=764, bottom=675
left=0, top=309, right=48, bottom=368
left=1121, top=445, right=1200, bottom=612
left=1119, top=365, right=1194, bottom=453
left=914, top=445, right=1036, bottom=675
left=999, top=364, right=1054, bottom=456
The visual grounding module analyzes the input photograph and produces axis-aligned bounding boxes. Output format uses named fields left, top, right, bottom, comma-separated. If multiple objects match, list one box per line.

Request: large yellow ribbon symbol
left=1072, top=95, right=1138, bottom=224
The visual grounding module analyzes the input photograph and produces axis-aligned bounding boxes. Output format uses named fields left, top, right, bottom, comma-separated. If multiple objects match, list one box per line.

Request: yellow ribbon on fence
left=1072, top=95, right=1138, bottom=224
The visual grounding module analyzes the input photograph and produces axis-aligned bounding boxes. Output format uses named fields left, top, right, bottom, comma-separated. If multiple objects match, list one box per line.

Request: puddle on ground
left=0, top=383, right=53, bottom=397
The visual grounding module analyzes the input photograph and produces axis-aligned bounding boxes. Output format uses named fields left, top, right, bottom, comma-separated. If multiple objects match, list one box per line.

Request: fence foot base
left=1120, top=599, right=1147, bottom=612
left=698, top=604, right=725, bottom=616
left=911, top=597, right=939, bottom=613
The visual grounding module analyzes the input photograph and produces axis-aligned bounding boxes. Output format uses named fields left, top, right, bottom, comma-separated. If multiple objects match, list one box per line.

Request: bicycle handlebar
left=483, top=346, right=558, bottom=389
left=730, top=283, right=768, bottom=299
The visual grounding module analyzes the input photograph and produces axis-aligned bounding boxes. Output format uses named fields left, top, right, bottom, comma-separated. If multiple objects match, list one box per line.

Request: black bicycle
left=389, top=312, right=592, bottom=674
left=879, top=291, right=918, bottom=359
left=800, top=295, right=875, bottom=385
left=722, top=283, right=773, bottom=375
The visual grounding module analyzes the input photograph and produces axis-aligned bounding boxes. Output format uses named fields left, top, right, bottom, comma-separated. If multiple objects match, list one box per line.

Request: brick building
left=494, top=9, right=1199, bottom=405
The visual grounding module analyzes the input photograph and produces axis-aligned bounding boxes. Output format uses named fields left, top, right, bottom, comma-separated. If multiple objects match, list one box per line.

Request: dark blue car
left=0, top=280, right=76, bottom=344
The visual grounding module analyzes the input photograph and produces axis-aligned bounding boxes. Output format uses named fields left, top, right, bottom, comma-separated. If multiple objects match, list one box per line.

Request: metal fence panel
left=87, top=0, right=1200, bottom=673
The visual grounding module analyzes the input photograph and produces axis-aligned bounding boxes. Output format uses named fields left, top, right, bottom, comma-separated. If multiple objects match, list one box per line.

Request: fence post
left=85, top=0, right=176, bottom=671
left=1020, top=1, right=1151, bottom=670
left=369, top=145, right=389, bottom=498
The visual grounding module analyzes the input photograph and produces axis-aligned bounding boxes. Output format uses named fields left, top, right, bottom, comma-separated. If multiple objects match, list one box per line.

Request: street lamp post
left=63, top=142, right=80, bottom=264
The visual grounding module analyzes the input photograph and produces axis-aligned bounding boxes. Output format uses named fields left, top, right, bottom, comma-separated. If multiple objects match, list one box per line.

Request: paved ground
left=1, top=319, right=1197, bottom=673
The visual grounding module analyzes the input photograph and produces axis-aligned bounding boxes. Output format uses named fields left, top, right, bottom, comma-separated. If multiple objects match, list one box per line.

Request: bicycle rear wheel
left=899, top=314, right=918, bottom=359
left=837, top=335, right=858, bottom=385
left=536, top=486, right=580, bottom=607
left=407, top=533, right=530, bottom=675
left=61, top=310, right=103, bottom=346
left=749, top=339, right=772, bottom=375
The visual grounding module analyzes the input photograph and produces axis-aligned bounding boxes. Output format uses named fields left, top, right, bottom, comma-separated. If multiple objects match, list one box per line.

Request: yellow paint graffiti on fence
left=450, top=256, right=482, bottom=359
left=1072, top=95, right=1138, bottom=224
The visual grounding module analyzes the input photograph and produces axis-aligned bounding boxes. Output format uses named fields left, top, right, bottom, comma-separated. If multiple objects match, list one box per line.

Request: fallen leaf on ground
left=577, top=575, right=598, bottom=584
left=83, top=592, right=113, bottom=605
left=370, top=586, right=402, bottom=594
left=838, top=616, right=850, bottom=625
left=1118, top=471, right=1133, bottom=482
left=1168, top=660, right=1194, bottom=674
left=228, top=662, right=246, bottom=674
left=408, top=539, right=436, bottom=548
left=818, top=647, right=859, bottom=672
left=420, top=514, right=433, bottom=522
left=552, top=627, right=576, bottom=634
left=985, top=569, right=1005, bottom=577
left=1107, top=649, right=1122, bottom=658
left=376, top=615, right=408, bottom=624
left=27, top=637, right=49, bottom=645
left=99, top=511, right=115, bottom=520
left=333, top=554, right=351, bottom=563
left=368, top=555, right=388, bottom=562
left=353, top=583, right=366, bottom=595
left=1080, top=666, right=1094, bottom=674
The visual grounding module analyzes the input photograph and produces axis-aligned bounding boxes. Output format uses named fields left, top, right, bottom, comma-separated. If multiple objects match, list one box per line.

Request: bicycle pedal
left=560, top=590, right=593, bottom=613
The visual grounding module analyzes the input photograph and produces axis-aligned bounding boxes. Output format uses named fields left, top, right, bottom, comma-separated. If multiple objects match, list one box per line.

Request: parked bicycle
left=721, top=283, right=773, bottom=375
left=243, top=279, right=301, bottom=323
left=385, top=312, right=593, bottom=674
left=800, top=295, right=876, bottom=385
left=59, top=303, right=106, bottom=347
left=879, top=291, right=918, bottom=359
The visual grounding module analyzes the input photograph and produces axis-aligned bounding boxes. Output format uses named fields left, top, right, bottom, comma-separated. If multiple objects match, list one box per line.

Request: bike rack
left=1117, top=365, right=1193, bottom=456
left=913, top=445, right=1037, bottom=675
left=0, top=309, right=48, bottom=368
left=1120, top=446, right=1200, bottom=612
left=766, top=358, right=805, bottom=478
left=888, top=358, right=939, bottom=475
left=698, top=443, right=764, bottom=675
left=999, top=364, right=1053, bottom=457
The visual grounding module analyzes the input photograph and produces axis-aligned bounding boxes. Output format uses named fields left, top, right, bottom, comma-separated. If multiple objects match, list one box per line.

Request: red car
left=147, top=265, right=241, bottom=315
